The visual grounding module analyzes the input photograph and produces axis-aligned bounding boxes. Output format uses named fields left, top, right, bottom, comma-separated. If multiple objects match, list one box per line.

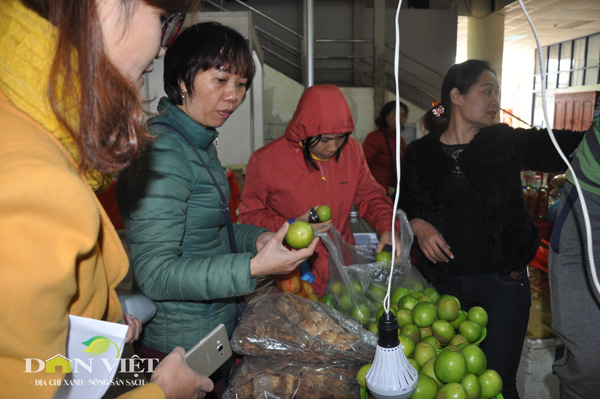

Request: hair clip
left=432, top=104, right=445, bottom=118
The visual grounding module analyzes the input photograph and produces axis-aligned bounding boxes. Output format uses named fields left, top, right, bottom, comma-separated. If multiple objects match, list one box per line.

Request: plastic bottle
left=526, top=184, right=538, bottom=216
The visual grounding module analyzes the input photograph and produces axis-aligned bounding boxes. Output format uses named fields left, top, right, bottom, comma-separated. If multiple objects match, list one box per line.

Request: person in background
left=549, top=102, right=600, bottom=399
left=400, top=59, right=584, bottom=399
left=0, top=0, right=214, bottom=398
left=238, top=84, right=401, bottom=296
left=363, top=100, right=409, bottom=196
left=116, top=22, right=318, bottom=397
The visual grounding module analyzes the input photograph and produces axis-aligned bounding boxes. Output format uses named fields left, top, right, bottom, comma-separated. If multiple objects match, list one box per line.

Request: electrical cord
left=382, top=0, right=404, bottom=315
left=518, top=0, right=599, bottom=296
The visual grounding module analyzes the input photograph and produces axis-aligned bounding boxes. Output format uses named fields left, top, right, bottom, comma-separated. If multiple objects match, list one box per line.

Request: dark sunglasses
left=161, top=13, right=185, bottom=48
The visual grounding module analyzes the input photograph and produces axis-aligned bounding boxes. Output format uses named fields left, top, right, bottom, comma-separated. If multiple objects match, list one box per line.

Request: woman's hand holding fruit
left=250, top=222, right=318, bottom=277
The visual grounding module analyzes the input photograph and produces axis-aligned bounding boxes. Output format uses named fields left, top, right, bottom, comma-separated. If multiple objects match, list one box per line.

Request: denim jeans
left=434, top=271, right=531, bottom=399
left=549, top=181, right=600, bottom=399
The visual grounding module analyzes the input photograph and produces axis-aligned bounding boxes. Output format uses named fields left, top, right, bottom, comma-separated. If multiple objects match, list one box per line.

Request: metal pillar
left=303, top=0, right=314, bottom=88
left=373, top=0, right=386, bottom=116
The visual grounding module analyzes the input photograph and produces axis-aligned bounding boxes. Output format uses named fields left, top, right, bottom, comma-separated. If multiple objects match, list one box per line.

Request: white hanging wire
left=518, top=0, right=599, bottom=296
left=382, top=0, right=404, bottom=315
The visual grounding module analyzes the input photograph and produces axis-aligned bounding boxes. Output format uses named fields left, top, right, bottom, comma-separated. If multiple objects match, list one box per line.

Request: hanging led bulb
left=365, top=311, right=418, bottom=399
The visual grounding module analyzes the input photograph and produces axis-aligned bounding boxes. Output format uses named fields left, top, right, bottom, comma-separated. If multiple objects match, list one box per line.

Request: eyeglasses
left=161, top=13, right=185, bottom=48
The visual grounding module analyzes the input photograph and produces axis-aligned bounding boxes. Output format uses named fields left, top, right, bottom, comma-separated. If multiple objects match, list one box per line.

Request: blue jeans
left=549, top=181, right=600, bottom=399
left=434, top=271, right=531, bottom=399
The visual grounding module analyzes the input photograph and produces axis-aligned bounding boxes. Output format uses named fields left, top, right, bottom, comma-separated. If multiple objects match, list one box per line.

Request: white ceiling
left=457, top=0, right=600, bottom=53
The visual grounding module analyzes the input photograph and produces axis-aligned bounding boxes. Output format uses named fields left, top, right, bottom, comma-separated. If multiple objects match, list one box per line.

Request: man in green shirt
left=550, top=102, right=600, bottom=399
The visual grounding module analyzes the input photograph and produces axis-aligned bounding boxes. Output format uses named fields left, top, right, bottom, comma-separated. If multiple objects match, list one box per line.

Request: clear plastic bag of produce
left=320, top=210, right=430, bottom=328
left=231, top=292, right=376, bottom=364
left=223, top=356, right=362, bottom=399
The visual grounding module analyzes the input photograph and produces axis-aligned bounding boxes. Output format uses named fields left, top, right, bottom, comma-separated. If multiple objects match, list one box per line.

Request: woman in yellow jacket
left=0, top=0, right=218, bottom=398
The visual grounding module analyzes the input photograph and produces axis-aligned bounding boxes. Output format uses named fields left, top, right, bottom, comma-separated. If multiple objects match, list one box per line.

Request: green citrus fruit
left=321, top=294, right=337, bottom=308
left=391, top=287, right=410, bottom=304
left=412, top=301, right=438, bottom=328
left=414, top=341, right=437, bottom=367
left=420, top=326, right=433, bottom=339
left=478, top=369, right=503, bottom=398
left=329, top=280, right=346, bottom=295
left=411, top=373, right=438, bottom=399
left=421, top=358, right=443, bottom=388
left=396, top=308, right=413, bottom=328
left=368, top=322, right=378, bottom=334
left=421, top=335, right=442, bottom=351
left=434, top=347, right=467, bottom=383
left=375, top=250, right=393, bottom=263
left=339, top=293, right=353, bottom=313
left=423, top=286, right=440, bottom=303
left=399, top=294, right=419, bottom=311
left=401, top=323, right=421, bottom=344
left=352, top=303, right=371, bottom=325
left=356, top=363, right=371, bottom=388
left=461, top=373, right=481, bottom=399
left=467, top=306, right=489, bottom=329
left=432, top=319, right=455, bottom=344
left=316, top=205, right=332, bottom=222
left=398, top=334, right=415, bottom=357
left=449, top=334, right=469, bottom=347
left=285, top=221, right=314, bottom=249
left=437, top=297, right=459, bottom=321
left=436, top=382, right=468, bottom=399
left=367, top=283, right=387, bottom=301
left=459, top=320, right=482, bottom=343
left=460, top=344, right=487, bottom=376
left=450, top=310, right=468, bottom=330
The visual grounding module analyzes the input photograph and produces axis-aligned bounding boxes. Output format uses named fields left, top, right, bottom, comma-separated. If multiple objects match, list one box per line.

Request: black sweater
left=400, top=123, right=584, bottom=283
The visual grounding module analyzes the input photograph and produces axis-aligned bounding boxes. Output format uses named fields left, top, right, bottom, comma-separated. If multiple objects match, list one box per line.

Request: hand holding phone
left=184, top=324, right=232, bottom=377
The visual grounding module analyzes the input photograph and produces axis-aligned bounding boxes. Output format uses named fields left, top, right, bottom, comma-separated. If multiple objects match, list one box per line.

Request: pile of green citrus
left=321, top=277, right=404, bottom=327
left=354, top=286, right=503, bottom=399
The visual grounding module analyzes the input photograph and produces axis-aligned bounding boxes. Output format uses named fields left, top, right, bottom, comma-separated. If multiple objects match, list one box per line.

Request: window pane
left=548, top=44, right=559, bottom=73
left=585, top=67, right=599, bottom=86
left=560, top=41, right=572, bottom=71
left=573, top=38, right=586, bottom=70
left=585, top=34, right=600, bottom=85
left=558, top=72, right=570, bottom=89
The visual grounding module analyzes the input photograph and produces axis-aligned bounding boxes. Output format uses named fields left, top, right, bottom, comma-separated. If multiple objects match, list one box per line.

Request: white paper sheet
left=54, top=315, right=128, bottom=399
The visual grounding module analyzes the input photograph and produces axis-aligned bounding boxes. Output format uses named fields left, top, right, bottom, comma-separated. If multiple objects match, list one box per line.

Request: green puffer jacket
left=116, top=97, right=267, bottom=353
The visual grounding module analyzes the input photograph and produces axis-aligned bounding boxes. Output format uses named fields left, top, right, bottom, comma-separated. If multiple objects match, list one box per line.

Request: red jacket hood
left=284, top=84, right=355, bottom=143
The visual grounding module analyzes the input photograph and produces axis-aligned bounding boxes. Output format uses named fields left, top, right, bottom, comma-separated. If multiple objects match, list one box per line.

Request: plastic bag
left=231, top=292, right=376, bottom=364
left=223, top=356, right=361, bottom=399
left=319, top=210, right=430, bottom=327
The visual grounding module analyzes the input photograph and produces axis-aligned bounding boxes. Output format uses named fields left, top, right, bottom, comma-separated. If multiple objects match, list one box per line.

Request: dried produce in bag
left=231, top=292, right=376, bottom=364
left=223, top=356, right=361, bottom=399
left=320, top=210, right=430, bottom=327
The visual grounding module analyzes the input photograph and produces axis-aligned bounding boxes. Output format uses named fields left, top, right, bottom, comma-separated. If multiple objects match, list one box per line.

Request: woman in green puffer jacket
left=116, top=22, right=318, bottom=376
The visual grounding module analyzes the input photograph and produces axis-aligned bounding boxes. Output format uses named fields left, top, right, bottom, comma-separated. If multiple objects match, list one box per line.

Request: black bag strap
left=150, top=121, right=237, bottom=253
left=381, top=130, right=397, bottom=186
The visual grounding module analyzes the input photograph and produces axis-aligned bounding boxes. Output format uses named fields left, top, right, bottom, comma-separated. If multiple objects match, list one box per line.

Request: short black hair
left=375, top=100, right=407, bottom=130
left=163, top=21, right=256, bottom=105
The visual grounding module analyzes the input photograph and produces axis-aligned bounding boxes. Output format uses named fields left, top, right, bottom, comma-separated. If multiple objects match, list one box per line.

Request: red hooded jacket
left=239, top=85, right=396, bottom=295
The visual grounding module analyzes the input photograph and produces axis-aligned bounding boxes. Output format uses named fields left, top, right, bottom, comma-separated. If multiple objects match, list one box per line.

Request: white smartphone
left=184, top=323, right=232, bottom=376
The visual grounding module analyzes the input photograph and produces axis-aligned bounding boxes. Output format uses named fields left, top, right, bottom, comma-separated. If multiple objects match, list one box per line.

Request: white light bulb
left=365, top=312, right=418, bottom=399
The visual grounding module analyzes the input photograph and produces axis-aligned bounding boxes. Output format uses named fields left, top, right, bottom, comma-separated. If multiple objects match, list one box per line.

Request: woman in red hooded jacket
left=239, top=84, right=400, bottom=296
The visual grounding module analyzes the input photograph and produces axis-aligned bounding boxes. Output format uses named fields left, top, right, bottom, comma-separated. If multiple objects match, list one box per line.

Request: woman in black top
left=401, top=60, right=583, bottom=399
